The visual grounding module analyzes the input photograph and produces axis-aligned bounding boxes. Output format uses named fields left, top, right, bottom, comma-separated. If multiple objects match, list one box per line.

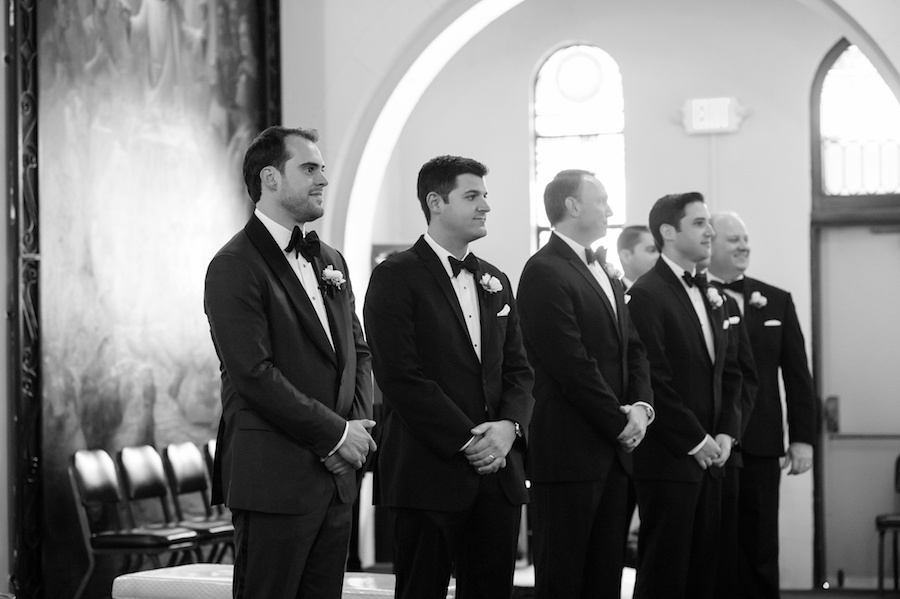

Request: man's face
left=277, top=135, right=328, bottom=224
left=621, top=231, right=658, bottom=280
left=710, top=215, right=750, bottom=279
left=576, top=176, right=613, bottom=242
left=669, top=201, right=714, bottom=263
left=431, top=173, right=490, bottom=244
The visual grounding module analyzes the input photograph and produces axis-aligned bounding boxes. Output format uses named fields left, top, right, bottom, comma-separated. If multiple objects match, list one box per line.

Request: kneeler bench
left=112, top=564, right=455, bottom=598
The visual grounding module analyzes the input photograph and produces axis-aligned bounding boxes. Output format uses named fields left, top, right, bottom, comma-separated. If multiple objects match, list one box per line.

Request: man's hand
left=783, top=442, right=813, bottom=475
left=464, top=420, right=516, bottom=474
left=323, top=454, right=354, bottom=476
left=711, top=434, right=733, bottom=468
left=337, top=419, right=377, bottom=470
left=617, top=404, right=650, bottom=453
left=692, top=435, right=722, bottom=470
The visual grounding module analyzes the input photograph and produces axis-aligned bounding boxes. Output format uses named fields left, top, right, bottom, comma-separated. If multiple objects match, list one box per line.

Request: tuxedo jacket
left=626, top=258, right=741, bottom=482
left=516, top=233, right=652, bottom=483
left=204, top=216, right=373, bottom=514
left=722, top=293, right=759, bottom=468
left=739, top=277, right=815, bottom=457
left=363, top=236, right=534, bottom=512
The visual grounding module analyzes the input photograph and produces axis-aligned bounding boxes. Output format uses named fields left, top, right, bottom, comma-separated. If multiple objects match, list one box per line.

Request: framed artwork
left=6, top=1, right=280, bottom=596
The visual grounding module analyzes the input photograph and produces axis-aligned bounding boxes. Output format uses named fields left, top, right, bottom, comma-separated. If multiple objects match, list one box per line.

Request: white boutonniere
left=603, top=262, right=623, bottom=280
left=479, top=273, right=503, bottom=294
left=748, top=291, right=768, bottom=308
left=321, top=265, right=346, bottom=291
left=706, top=286, right=724, bottom=309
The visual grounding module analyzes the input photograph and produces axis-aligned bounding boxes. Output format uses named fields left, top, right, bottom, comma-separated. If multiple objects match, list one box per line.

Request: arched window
left=533, top=44, right=627, bottom=258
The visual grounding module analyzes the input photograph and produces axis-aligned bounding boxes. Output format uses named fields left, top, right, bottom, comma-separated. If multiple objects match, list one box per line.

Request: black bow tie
left=585, top=247, right=607, bottom=265
left=449, top=253, right=479, bottom=277
left=284, top=227, right=320, bottom=262
left=717, top=278, right=745, bottom=293
left=682, top=271, right=708, bottom=289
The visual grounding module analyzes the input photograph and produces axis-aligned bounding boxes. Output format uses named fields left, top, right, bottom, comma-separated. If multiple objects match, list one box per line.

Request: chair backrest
left=71, top=449, right=123, bottom=506
left=117, top=445, right=176, bottom=523
left=163, top=442, right=214, bottom=519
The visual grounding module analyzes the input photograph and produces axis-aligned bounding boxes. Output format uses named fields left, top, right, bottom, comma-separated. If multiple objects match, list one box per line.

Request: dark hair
left=648, top=192, right=705, bottom=250
left=543, top=169, right=593, bottom=226
left=617, top=225, right=651, bottom=252
left=242, top=126, right=319, bottom=203
left=416, top=155, right=489, bottom=223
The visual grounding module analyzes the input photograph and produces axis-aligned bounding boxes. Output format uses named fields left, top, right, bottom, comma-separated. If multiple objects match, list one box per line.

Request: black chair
left=68, top=449, right=198, bottom=599
left=163, top=441, right=234, bottom=562
left=876, top=453, right=900, bottom=595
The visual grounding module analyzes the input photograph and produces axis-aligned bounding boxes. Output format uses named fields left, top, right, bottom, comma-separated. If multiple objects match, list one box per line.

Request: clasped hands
left=616, top=404, right=650, bottom=453
left=323, top=419, right=377, bottom=476
left=693, top=433, right=733, bottom=470
left=464, top=420, right=516, bottom=475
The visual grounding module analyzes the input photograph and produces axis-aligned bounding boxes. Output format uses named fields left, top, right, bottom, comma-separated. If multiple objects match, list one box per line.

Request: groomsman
left=708, top=211, right=816, bottom=599
left=617, top=224, right=659, bottom=289
left=626, top=192, right=742, bottom=599
left=517, top=170, right=653, bottom=598
left=364, top=155, right=534, bottom=599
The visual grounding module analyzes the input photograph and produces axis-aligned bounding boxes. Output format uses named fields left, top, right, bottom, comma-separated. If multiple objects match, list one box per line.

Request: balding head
left=709, top=211, right=750, bottom=281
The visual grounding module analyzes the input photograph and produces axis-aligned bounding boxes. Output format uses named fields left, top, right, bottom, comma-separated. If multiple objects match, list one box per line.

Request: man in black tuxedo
left=363, top=155, right=534, bottom=599
left=626, top=192, right=742, bottom=599
left=517, top=170, right=653, bottom=598
left=708, top=211, right=816, bottom=599
left=204, top=126, right=377, bottom=599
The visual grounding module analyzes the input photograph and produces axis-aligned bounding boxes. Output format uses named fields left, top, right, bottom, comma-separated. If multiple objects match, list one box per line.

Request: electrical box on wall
left=681, top=97, right=748, bottom=134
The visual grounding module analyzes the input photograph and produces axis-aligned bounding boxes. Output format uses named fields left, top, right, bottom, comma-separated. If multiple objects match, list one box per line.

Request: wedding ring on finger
left=488, top=454, right=495, bottom=462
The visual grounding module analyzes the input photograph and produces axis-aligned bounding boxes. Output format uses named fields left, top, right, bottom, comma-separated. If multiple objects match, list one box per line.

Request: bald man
left=708, top=212, right=816, bottom=599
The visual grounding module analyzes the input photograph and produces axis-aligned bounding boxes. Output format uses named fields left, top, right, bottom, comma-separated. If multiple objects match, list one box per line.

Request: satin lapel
left=477, top=269, right=494, bottom=368
left=657, top=261, right=708, bottom=359
left=414, top=239, right=477, bottom=359
left=703, top=290, right=726, bottom=366
left=313, top=254, right=347, bottom=373
left=547, top=236, right=619, bottom=333
left=741, top=277, right=760, bottom=330
left=245, top=217, right=337, bottom=366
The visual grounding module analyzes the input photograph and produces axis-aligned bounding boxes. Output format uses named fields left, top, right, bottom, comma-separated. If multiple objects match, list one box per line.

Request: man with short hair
left=708, top=211, right=815, bottom=599
left=617, top=224, right=659, bottom=288
left=626, top=192, right=742, bottom=599
left=205, top=125, right=376, bottom=599
left=517, top=170, right=653, bottom=598
left=364, top=155, right=534, bottom=599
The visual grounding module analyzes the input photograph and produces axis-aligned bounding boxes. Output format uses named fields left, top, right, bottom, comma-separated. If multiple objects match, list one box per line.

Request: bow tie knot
left=682, top=270, right=708, bottom=289
left=284, top=227, right=321, bottom=262
left=718, top=278, right=745, bottom=293
left=449, top=253, right=479, bottom=277
left=585, top=247, right=607, bottom=265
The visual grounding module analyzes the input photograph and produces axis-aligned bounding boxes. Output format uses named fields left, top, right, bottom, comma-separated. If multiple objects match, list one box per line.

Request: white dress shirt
left=424, top=233, right=482, bottom=362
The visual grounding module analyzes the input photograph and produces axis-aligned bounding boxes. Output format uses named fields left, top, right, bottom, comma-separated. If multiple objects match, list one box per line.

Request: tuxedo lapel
left=245, top=217, right=337, bottom=366
left=414, top=238, right=478, bottom=361
left=657, top=261, right=710, bottom=363
left=548, top=235, right=619, bottom=335
left=313, top=254, right=347, bottom=370
left=741, top=277, right=760, bottom=330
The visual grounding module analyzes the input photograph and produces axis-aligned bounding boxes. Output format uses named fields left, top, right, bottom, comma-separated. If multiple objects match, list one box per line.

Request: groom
left=364, top=155, right=534, bottom=599
left=205, top=126, right=376, bottom=599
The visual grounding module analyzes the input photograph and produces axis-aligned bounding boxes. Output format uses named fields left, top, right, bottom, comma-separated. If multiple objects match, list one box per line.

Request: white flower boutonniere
left=748, top=291, right=768, bottom=308
left=706, top=286, right=724, bottom=309
left=321, top=265, right=346, bottom=291
left=603, top=262, right=623, bottom=280
left=479, top=273, right=503, bottom=294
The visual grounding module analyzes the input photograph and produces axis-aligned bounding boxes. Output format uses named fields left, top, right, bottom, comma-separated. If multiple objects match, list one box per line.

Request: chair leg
left=72, top=552, right=95, bottom=599
left=879, top=529, right=885, bottom=596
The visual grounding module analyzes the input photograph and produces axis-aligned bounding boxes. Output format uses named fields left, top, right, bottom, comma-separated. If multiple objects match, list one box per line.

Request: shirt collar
left=255, top=208, right=302, bottom=257
left=553, top=230, right=594, bottom=267
left=424, top=232, right=470, bottom=279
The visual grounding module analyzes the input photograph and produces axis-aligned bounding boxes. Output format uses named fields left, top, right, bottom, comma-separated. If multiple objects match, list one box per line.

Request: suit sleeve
left=205, top=253, right=346, bottom=457
left=340, top=252, right=374, bottom=422
left=363, top=260, right=480, bottom=458
left=517, top=260, right=628, bottom=442
left=780, top=293, right=816, bottom=445
left=718, top=308, right=744, bottom=440
left=627, top=284, right=709, bottom=454
left=733, top=304, right=759, bottom=440
left=494, top=272, right=535, bottom=437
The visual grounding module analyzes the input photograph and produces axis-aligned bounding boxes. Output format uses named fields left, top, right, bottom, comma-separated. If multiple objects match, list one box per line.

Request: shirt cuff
left=326, top=422, right=350, bottom=458
left=459, top=436, right=476, bottom=452
left=633, top=401, right=655, bottom=425
left=688, top=434, right=712, bottom=456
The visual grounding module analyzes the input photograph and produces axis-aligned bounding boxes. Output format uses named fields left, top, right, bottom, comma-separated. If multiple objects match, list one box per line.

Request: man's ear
left=261, top=166, right=280, bottom=191
left=564, top=195, right=580, bottom=217
left=659, top=223, right=675, bottom=244
left=426, top=191, right=444, bottom=218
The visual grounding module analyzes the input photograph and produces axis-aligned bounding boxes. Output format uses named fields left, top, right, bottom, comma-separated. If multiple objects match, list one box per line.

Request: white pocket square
left=764, top=319, right=782, bottom=327
left=722, top=320, right=730, bottom=330
left=624, top=294, right=632, bottom=304
left=497, top=304, right=510, bottom=317
left=729, top=316, right=741, bottom=325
